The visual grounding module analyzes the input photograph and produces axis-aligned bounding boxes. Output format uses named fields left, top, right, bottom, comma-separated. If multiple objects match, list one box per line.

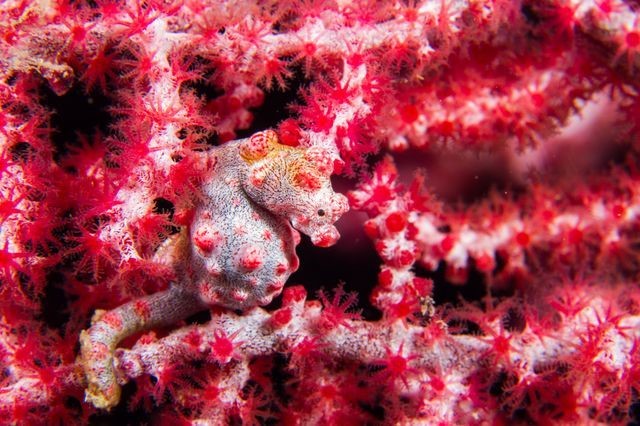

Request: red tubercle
left=241, top=130, right=273, bottom=159
left=270, top=307, right=293, bottom=328
left=227, top=96, right=243, bottom=110
left=231, top=289, right=249, bottom=303
left=237, top=245, right=265, bottom=271
left=89, top=342, right=111, bottom=360
left=305, top=300, right=323, bottom=310
left=378, top=268, right=394, bottom=288
left=303, top=42, right=317, bottom=56
left=530, top=93, right=545, bottom=109
left=277, top=119, right=302, bottom=147
left=137, top=332, right=159, bottom=346
left=403, top=8, right=418, bottom=22
left=410, top=277, right=433, bottom=297
left=515, top=231, right=530, bottom=247
left=314, top=232, right=337, bottom=248
left=566, top=228, right=583, bottom=245
left=267, top=279, right=285, bottom=293
left=294, top=170, right=322, bottom=190
left=437, top=120, right=455, bottom=137
left=275, top=263, right=288, bottom=275
left=282, top=285, right=307, bottom=306
left=375, top=240, right=416, bottom=267
left=440, top=235, right=455, bottom=254
left=475, top=253, right=495, bottom=273
left=101, top=311, right=123, bottom=330
left=626, top=31, right=640, bottom=48
left=406, top=222, right=419, bottom=240
left=332, top=158, right=344, bottom=175
left=396, top=249, right=416, bottom=267
left=541, top=209, right=555, bottom=223
left=388, top=299, right=415, bottom=320
left=429, top=375, right=445, bottom=392
left=385, top=211, right=407, bottom=233
left=400, top=104, right=420, bottom=124
left=374, top=240, right=387, bottom=255
left=304, top=147, right=333, bottom=175
left=193, top=226, right=219, bottom=253
left=364, top=219, right=380, bottom=239
left=133, top=300, right=151, bottom=321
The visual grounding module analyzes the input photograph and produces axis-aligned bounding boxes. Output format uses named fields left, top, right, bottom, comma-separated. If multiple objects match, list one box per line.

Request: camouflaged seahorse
left=80, top=130, right=349, bottom=409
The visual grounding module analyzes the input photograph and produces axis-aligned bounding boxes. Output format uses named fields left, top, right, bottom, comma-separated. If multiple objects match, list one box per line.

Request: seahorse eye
left=317, top=209, right=325, bottom=217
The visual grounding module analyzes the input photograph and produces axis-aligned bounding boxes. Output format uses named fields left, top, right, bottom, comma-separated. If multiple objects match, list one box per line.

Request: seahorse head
left=240, top=130, right=349, bottom=247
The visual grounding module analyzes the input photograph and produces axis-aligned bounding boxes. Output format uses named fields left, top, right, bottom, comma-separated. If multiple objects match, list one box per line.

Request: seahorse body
left=80, top=130, right=349, bottom=409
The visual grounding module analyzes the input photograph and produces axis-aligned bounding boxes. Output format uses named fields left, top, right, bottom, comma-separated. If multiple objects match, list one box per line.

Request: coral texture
left=1, top=0, right=640, bottom=424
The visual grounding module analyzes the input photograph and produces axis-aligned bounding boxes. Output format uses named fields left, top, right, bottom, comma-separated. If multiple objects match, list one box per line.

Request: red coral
left=2, top=0, right=640, bottom=424
left=316, top=284, right=361, bottom=331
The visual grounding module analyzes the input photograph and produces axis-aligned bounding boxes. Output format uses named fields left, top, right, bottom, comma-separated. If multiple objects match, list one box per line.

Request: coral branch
left=1, top=0, right=640, bottom=423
